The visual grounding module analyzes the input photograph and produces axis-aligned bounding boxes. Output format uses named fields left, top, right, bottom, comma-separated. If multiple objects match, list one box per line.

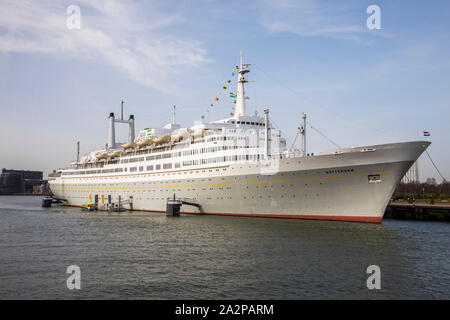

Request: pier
left=385, top=202, right=450, bottom=221
left=41, top=197, right=65, bottom=207
left=166, top=195, right=202, bottom=216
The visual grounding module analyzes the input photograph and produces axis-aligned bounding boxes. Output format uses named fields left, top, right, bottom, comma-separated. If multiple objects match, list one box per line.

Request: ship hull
left=49, top=141, right=430, bottom=223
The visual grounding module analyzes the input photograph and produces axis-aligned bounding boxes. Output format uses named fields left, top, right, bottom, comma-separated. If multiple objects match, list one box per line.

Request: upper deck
left=56, top=54, right=306, bottom=179
left=61, top=117, right=289, bottom=178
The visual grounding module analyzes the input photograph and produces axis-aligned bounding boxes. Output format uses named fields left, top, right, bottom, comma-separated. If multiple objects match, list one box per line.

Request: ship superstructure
left=49, top=55, right=430, bottom=223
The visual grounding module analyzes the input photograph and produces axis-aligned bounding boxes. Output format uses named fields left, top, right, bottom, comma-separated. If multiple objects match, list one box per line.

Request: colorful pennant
left=202, top=64, right=241, bottom=117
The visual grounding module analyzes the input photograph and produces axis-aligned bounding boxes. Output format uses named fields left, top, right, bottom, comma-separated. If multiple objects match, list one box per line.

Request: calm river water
left=0, top=196, right=448, bottom=299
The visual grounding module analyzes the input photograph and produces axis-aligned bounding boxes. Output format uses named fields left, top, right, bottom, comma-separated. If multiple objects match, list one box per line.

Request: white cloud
left=257, top=0, right=370, bottom=42
left=0, top=0, right=209, bottom=91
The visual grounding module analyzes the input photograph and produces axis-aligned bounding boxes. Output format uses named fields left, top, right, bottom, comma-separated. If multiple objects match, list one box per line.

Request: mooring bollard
left=42, top=198, right=52, bottom=208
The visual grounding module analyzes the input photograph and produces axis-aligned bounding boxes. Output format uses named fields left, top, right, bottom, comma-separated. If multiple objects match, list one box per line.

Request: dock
left=385, top=202, right=450, bottom=221
left=166, top=195, right=202, bottom=216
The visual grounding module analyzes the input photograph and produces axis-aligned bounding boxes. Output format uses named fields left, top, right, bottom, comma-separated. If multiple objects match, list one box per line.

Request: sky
left=0, top=0, right=449, bottom=181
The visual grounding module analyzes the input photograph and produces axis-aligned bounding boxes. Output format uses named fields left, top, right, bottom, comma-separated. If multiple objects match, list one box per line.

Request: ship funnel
left=108, top=112, right=116, bottom=149
left=107, top=102, right=136, bottom=149
left=129, top=115, right=135, bottom=143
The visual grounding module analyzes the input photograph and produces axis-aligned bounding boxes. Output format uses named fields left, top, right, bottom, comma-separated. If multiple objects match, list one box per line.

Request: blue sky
left=0, top=0, right=449, bottom=181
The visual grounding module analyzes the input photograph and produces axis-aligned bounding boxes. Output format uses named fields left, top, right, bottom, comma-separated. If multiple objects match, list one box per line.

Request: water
left=0, top=196, right=448, bottom=299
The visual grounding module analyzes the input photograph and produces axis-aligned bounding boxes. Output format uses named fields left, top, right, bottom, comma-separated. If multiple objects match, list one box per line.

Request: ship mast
left=172, top=105, right=176, bottom=124
left=301, top=113, right=306, bottom=157
left=235, top=51, right=250, bottom=117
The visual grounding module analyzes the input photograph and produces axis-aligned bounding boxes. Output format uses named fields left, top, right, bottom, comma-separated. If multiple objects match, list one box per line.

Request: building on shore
left=0, top=169, right=48, bottom=195
left=402, top=161, right=419, bottom=183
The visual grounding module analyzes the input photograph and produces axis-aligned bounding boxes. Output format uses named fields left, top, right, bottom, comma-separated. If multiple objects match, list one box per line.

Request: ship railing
left=282, top=151, right=302, bottom=158
left=120, top=141, right=194, bottom=158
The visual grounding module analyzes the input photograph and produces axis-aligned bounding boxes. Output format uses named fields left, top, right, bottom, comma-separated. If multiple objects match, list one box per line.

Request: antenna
left=264, top=109, right=270, bottom=159
left=240, top=50, right=243, bottom=70
left=76, top=141, right=80, bottom=162
left=173, top=105, right=176, bottom=124
left=301, top=113, right=306, bottom=157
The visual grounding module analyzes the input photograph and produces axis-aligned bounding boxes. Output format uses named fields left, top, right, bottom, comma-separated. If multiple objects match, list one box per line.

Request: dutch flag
left=423, top=131, right=430, bottom=136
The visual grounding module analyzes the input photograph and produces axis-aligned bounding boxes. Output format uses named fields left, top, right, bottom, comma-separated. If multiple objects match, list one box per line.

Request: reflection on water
left=0, top=196, right=448, bottom=299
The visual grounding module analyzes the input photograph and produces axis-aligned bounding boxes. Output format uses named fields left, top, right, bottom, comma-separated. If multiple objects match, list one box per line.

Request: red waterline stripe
left=132, top=208, right=383, bottom=223
left=67, top=204, right=382, bottom=223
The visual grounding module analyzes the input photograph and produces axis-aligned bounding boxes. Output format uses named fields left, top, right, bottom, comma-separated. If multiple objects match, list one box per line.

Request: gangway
left=166, top=194, right=202, bottom=216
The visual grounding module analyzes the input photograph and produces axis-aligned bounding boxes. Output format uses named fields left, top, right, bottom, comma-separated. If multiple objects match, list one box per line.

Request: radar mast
left=235, top=51, right=250, bottom=117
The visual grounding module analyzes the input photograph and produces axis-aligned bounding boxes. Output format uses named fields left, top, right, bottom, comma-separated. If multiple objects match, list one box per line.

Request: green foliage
left=393, top=181, right=450, bottom=202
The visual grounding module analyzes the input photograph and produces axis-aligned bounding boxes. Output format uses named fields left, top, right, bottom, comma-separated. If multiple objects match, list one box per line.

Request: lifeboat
left=107, top=150, right=122, bottom=158
left=121, top=142, right=137, bottom=150
left=136, top=138, right=154, bottom=148
left=171, top=131, right=190, bottom=143
left=95, top=153, right=108, bottom=160
left=153, top=135, right=171, bottom=146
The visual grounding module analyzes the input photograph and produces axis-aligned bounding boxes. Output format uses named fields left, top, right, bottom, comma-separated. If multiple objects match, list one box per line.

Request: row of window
left=121, top=145, right=259, bottom=164
left=226, top=120, right=265, bottom=126
left=184, top=155, right=262, bottom=166
left=325, top=169, right=355, bottom=174
left=122, top=152, right=179, bottom=163
left=136, top=154, right=263, bottom=172
left=63, top=153, right=265, bottom=176
left=63, top=168, right=125, bottom=175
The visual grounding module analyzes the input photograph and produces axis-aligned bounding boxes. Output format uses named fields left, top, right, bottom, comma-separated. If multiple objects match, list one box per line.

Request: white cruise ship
left=49, top=56, right=430, bottom=223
